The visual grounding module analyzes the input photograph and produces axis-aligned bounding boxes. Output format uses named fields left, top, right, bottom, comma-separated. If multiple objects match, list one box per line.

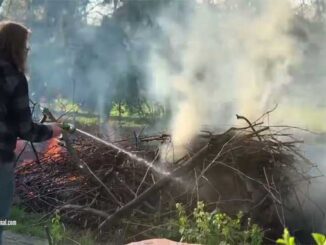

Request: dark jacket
left=0, top=58, right=53, bottom=163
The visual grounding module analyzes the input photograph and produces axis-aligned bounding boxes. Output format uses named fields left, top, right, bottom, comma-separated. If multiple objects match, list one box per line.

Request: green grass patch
left=75, top=115, right=99, bottom=126
left=272, top=105, right=326, bottom=132
left=7, top=206, right=98, bottom=244
left=48, top=97, right=167, bottom=129
left=52, top=98, right=81, bottom=113
left=62, top=229, right=97, bottom=245
left=7, top=206, right=48, bottom=238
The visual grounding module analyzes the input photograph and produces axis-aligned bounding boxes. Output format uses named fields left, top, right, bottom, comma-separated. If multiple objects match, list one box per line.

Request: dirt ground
left=2, top=231, right=48, bottom=245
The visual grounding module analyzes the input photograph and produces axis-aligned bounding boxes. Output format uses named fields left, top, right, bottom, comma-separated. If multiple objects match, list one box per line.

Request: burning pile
left=14, top=117, right=317, bottom=242
left=15, top=134, right=156, bottom=215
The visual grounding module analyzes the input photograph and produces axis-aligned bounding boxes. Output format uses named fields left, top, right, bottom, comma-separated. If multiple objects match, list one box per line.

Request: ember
left=15, top=138, right=66, bottom=165
left=44, top=138, right=63, bottom=157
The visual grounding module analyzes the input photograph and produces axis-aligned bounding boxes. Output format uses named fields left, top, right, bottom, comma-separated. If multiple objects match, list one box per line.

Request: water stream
left=75, top=128, right=171, bottom=176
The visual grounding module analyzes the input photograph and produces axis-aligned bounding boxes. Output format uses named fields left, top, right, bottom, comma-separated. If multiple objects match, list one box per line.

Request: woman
left=0, top=21, right=62, bottom=244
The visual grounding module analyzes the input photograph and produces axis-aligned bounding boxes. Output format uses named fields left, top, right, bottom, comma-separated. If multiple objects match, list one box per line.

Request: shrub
left=176, top=201, right=263, bottom=245
left=277, top=228, right=326, bottom=245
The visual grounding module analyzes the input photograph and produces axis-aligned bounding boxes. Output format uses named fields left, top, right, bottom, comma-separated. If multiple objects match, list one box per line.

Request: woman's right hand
left=50, top=123, right=63, bottom=138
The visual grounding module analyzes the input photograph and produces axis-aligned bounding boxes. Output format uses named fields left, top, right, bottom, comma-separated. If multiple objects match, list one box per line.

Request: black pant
left=0, top=162, right=14, bottom=245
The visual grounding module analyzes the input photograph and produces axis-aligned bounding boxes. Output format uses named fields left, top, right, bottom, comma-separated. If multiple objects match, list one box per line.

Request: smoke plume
left=148, top=0, right=302, bottom=158
left=147, top=0, right=326, bottom=232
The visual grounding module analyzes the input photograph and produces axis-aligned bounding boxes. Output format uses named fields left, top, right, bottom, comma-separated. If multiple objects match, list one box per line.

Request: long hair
left=0, top=21, right=30, bottom=73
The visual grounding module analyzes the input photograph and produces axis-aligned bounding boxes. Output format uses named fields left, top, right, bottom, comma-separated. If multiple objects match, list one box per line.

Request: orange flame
left=44, top=138, right=64, bottom=160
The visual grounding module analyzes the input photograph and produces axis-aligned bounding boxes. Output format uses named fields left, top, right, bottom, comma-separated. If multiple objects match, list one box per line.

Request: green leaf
left=276, top=229, right=296, bottom=245
left=276, top=239, right=287, bottom=244
left=289, top=237, right=295, bottom=245
left=283, top=228, right=290, bottom=241
left=312, top=233, right=326, bottom=245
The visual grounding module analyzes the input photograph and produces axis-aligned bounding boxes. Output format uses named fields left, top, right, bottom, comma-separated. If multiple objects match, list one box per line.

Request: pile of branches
left=15, top=134, right=158, bottom=221
left=14, top=115, right=321, bottom=242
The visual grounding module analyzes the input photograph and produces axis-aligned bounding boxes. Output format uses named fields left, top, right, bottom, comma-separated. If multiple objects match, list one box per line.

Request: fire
left=43, top=138, right=65, bottom=160
left=15, top=138, right=65, bottom=164
left=67, top=175, right=78, bottom=181
left=15, top=138, right=67, bottom=170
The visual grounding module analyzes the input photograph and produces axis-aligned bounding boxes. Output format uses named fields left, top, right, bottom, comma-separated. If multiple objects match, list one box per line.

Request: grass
left=6, top=206, right=98, bottom=244
left=75, top=115, right=99, bottom=126
left=49, top=98, right=165, bottom=127
left=63, top=229, right=97, bottom=245
left=6, top=205, right=48, bottom=238
left=266, top=105, right=326, bottom=133
left=62, top=112, right=159, bottom=129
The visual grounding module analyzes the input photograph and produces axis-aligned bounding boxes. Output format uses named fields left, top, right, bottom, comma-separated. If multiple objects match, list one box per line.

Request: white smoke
left=148, top=0, right=302, bottom=158
left=147, top=0, right=326, bottom=231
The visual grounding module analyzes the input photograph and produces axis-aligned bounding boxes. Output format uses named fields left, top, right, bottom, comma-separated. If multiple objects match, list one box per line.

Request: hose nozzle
left=62, top=123, right=76, bottom=133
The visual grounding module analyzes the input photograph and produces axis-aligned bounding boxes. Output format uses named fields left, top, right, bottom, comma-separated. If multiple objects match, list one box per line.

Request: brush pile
left=14, top=116, right=317, bottom=241
left=15, top=134, right=157, bottom=218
